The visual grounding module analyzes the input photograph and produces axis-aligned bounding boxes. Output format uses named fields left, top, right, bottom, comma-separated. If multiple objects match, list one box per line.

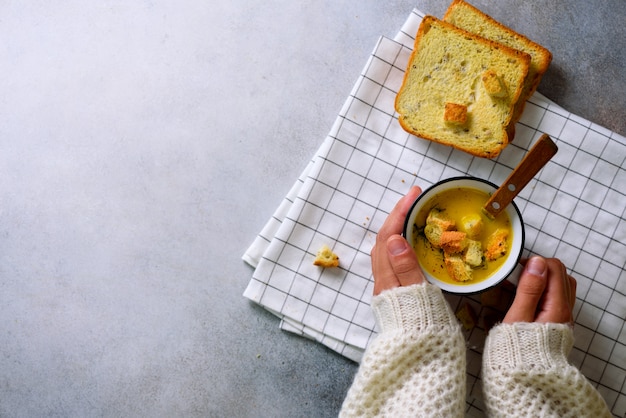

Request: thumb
left=387, top=235, right=424, bottom=287
left=503, top=256, right=548, bottom=323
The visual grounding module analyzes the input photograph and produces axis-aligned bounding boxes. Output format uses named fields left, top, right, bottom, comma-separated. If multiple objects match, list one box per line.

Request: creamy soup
left=410, top=187, right=513, bottom=285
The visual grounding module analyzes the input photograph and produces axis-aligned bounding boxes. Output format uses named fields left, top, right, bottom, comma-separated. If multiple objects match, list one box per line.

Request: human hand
left=503, top=256, right=576, bottom=324
left=372, top=186, right=425, bottom=295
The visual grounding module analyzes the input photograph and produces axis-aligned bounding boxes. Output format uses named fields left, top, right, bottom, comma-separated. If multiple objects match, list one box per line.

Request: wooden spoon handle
left=483, top=134, right=558, bottom=219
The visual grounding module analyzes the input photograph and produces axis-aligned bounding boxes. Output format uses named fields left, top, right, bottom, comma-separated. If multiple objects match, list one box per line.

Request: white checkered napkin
left=243, top=35, right=421, bottom=361
left=243, top=8, right=626, bottom=413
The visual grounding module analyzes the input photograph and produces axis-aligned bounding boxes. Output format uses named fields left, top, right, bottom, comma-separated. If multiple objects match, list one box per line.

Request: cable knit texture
left=340, top=283, right=466, bottom=418
left=482, top=322, right=611, bottom=417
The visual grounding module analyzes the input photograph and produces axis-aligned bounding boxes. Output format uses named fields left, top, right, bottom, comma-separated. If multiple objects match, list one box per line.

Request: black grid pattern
left=243, top=9, right=626, bottom=416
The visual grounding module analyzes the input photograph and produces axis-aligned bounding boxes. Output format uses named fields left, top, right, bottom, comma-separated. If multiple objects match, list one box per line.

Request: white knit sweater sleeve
left=339, top=283, right=466, bottom=418
left=482, top=322, right=612, bottom=417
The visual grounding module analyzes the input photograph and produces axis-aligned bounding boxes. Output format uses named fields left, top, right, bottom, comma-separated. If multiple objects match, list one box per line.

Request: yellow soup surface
left=411, top=187, right=513, bottom=285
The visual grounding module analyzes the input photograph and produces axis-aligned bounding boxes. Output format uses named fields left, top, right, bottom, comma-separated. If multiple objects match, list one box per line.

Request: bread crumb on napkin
left=313, top=244, right=339, bottom=268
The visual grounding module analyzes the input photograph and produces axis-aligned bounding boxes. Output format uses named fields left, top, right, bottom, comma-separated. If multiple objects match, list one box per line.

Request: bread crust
left=443, top=0, right=552, bottom=73
left=395, top=16, right=531, bottom=158
left=444, top=102, right=468, bottom=125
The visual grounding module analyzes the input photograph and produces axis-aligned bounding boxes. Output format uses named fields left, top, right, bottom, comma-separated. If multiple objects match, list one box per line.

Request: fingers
left=503, top=256, right=577, bottom=324
left=372, top=186, right=423, bottom=295
left=373, top=234, right=425, bottom=295
left=503, top=256, right=548, bottom=323
left=372, top=241, right=397, bottom=295
left=375, top=186, right=422, bottom=246
left=535, top=259, right=575, bottom=324
left=387, top=235, right=424, bottom=287
left=568, top=275, right=577, bottom=310
left=561, top=262, right=577, bottom=313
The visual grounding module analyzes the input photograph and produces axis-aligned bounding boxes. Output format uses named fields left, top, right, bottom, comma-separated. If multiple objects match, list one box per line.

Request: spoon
left=483, top=133, right=558, bottom=219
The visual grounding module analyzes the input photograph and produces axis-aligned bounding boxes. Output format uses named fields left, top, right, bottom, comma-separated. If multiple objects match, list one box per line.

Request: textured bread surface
left=444, top=254, right=473, bottom=282
left=439, top=231, right=468, bottom=254
left=427, top=209, right=456, bottom=231
left=313, top=244, right=339, bottom=267
left=485, top=228, right=509, bottom=261
left=464, top=239, right=483, bottom=267
left=395, top=16, right=531, bottom=158
left=444, top=0, right=552, bottom=137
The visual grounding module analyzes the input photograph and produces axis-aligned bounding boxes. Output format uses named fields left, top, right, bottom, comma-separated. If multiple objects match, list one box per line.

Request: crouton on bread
left=443, top=0, right=552, bottom=139
left=395, top=15, right=531, bottom=158
left=313, top=244, right=339, bottom=267
left=444, top=102, right=468, bottom=125
left=481, top=69, right=507, bottom=98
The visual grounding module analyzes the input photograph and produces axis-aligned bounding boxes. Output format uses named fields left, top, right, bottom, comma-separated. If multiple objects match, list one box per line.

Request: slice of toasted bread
left=443, top=0, right=552, bottom=139
left=395, top=16, right=531, bottom=158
